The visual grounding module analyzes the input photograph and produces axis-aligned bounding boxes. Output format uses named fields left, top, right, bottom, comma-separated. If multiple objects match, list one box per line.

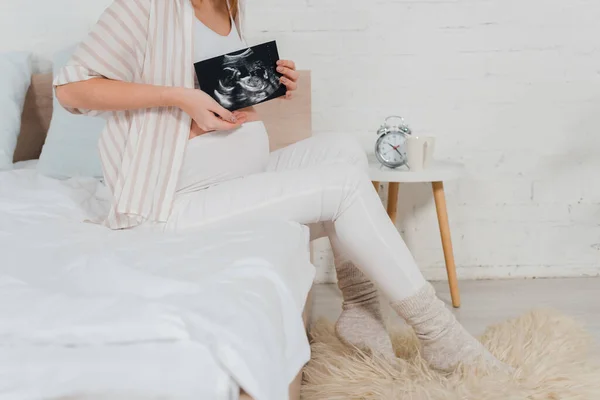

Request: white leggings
left=165, top=133, right=427, bottom=302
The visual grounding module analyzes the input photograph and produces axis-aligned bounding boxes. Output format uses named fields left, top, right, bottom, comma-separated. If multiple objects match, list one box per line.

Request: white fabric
left=193, top=13, right=245, bottom=63
left=37, top=45, right=105, bottom=179
left=0, top=168, right=314, bottom=400
left=165, top=133, right=428, bottom=301
left=0, top=52, right=31, bottom=170
left=11, top=159, right=38, bottom=170
left=1, top=343, right=237, bottom=400
left=183, top=13, right=260, bottom=194
left=177, top=121, right=269, bottom=193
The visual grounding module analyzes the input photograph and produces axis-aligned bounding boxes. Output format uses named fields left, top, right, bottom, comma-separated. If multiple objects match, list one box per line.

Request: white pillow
left=0, top=52, right=32, bottom=170
left=37, top=46, right=105, bottom=179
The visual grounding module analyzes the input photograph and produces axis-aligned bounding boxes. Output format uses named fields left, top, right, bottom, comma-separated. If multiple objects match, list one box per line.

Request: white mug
left=406, top=136, right=436, bottom=171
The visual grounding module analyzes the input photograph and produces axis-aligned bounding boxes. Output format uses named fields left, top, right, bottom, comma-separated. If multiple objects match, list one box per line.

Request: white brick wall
left=2, top=0, right=599, bottom=282
left=247, top=0, right=600, bottom=282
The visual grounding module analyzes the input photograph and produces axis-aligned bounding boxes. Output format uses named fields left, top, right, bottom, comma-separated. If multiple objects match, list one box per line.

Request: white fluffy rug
left=302, top=310, right=600, bottom=399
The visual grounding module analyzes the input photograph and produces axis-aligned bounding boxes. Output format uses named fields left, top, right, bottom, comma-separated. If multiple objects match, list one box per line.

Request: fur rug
left=301, top=310, right=600, bottom=399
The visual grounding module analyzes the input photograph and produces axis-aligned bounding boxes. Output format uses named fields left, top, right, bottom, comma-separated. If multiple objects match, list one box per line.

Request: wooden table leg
left=387, top=182, right=400, bottom=222
left=432, top=181, right=461, bottom=308
left=372, top=181, right=380, bottom=192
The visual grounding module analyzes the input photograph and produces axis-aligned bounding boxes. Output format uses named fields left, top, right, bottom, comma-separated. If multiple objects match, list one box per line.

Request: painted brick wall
left=3, top=0, right=599, bottom=282
left=249, top=0, right=600, bottom=282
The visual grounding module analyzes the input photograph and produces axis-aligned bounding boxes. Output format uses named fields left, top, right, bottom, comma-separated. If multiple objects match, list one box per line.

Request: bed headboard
left=13, top=71, right=312, bottom=163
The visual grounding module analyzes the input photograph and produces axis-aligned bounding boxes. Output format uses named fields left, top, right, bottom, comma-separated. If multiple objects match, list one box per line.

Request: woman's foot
left=335, top=263, right=396, bottom=360
left=392, top=283, right=510, bottom=372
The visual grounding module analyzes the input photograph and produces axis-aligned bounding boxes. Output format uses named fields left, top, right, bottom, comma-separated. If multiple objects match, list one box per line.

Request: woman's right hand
left=174, top=88, right=247, bottom=133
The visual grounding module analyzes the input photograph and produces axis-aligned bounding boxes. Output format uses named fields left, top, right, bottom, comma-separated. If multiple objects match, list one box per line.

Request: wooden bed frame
left=14, top=71, right=315, bottom=400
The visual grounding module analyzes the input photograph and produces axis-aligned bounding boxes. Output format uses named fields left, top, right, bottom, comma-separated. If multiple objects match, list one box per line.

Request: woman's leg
left=166, top=163, right=506, bottom=371
left=266, top=134, right=393, bottom=358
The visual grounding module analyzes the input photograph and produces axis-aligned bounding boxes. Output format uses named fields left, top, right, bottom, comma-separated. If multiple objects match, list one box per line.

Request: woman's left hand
left=277, top=60, right=299, bottom=99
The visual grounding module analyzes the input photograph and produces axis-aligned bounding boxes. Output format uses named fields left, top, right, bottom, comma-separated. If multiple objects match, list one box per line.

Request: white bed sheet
left=0, top=167, right=316, bottom=400
left=1, top=342, right=237, bottom=400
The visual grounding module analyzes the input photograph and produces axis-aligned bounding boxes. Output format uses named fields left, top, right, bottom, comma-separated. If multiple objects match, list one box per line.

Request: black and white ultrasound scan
left=194, top=41, right=287, bottom=111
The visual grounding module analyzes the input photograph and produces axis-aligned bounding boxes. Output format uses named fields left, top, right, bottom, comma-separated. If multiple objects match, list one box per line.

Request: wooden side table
left=369, top=160, right=465, bottom=308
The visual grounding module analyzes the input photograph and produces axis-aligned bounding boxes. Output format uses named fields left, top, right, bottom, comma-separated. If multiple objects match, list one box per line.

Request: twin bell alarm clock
left=375, top=116, right=412, bottom=169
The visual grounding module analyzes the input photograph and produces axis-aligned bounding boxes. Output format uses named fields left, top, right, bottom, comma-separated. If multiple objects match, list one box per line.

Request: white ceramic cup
left=407, top=136, right=436, bottom=171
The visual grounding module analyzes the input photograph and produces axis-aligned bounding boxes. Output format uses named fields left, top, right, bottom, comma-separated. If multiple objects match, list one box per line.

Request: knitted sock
left=334, top=261, right=396, bottom=360
left=391, top=283, right=510, bottom=372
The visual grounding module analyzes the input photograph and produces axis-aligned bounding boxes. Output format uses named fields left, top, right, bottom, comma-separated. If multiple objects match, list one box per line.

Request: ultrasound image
left=194, top=41, right=287, bottom=111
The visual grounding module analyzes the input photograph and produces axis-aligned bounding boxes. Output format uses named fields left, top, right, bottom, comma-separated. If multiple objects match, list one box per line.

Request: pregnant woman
left=55, top=0, right=507, bottom=373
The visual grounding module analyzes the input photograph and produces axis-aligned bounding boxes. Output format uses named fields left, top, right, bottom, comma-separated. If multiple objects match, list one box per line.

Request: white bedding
left=0, top=166, right=315, bottom=400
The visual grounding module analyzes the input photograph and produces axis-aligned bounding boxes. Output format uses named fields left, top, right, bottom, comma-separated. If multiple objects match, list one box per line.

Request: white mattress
left=0, top=166, right=315, bottom=400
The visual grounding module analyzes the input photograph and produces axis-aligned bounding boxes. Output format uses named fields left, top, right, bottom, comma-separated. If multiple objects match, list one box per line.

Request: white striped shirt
left=53, top=0, right=244, bottom=229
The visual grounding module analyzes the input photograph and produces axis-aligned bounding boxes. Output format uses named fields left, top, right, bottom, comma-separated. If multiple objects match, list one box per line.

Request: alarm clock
left=375, top=116, right=412, bottom=169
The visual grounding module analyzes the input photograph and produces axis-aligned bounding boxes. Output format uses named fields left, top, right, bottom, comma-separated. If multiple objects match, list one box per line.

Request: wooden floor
left=312, top=278, right=600, bottom=350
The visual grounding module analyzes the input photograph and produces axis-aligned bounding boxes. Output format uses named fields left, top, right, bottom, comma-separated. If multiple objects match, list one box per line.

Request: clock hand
left=386, top=143, right=403, bottom=157
left=383, top=145, right=397, bottom=155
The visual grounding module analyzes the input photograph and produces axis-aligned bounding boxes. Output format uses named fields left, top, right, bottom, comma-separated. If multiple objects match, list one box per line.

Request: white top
left=179, top=15, right=269, bottom=194
left=193, top=15, right=246, bottom=63
left=368, top=155, right=465, bottom=183
left=177, top=121, right=269, bottom=193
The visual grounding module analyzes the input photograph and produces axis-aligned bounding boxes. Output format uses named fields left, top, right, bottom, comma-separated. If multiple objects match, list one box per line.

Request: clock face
left=375, top=132, right=408, bottom=168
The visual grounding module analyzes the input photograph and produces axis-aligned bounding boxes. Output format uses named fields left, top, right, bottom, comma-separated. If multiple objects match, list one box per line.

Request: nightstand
left=369, top=159, right=465, bottom=308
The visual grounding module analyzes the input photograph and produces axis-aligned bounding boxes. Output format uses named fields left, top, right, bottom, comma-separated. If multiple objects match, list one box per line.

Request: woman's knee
left=334, top=164, right=374, bottom=194
left=310, top=164, right=376, bottom=220
left=320, top=133, right=368, bottom=170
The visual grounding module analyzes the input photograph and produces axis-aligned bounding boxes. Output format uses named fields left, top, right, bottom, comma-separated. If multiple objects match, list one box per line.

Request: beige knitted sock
left=392, top=283, right=510, bottom=372
left=334, top=261, right=396, bottom=360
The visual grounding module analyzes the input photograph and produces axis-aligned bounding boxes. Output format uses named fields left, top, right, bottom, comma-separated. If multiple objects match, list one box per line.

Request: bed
left=3, top=72, right=314, bottom=400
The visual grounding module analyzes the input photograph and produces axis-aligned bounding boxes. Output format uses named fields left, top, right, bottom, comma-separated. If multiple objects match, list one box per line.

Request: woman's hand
left=276, top=60, right=300, bottom=99
left=173, top=88, right=247, bottom=134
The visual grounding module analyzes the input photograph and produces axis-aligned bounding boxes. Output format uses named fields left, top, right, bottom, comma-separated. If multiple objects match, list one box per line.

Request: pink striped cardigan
left=54, top=0, right=244, bottom=229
